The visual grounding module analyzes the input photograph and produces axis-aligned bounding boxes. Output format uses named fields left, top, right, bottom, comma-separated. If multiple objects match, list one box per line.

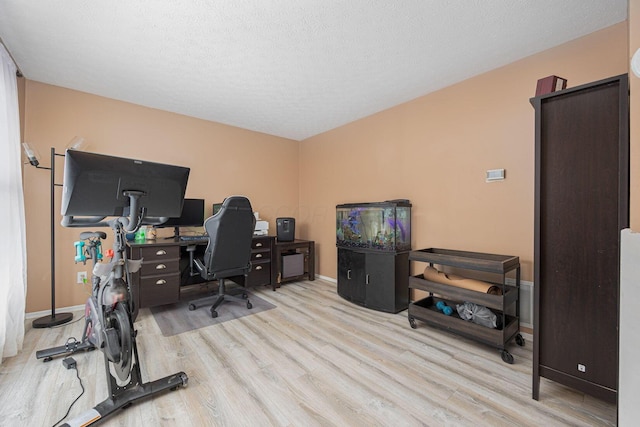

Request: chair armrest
left=193, top=258, right=206, bottom=276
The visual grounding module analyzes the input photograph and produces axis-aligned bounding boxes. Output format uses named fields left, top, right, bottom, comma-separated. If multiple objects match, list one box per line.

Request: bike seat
left=80, top=231, right=107, bottom=240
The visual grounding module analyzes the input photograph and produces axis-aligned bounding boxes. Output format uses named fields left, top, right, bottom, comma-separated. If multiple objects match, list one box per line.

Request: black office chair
left=188, top=196, right=256, bottom=318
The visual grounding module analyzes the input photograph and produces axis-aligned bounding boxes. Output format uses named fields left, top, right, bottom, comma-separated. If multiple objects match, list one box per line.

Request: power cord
left=51, top=357, right=85, bottom=427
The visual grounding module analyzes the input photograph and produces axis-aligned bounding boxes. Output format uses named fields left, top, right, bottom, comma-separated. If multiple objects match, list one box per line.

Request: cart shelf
left=408, top=248, right=523, bottom=364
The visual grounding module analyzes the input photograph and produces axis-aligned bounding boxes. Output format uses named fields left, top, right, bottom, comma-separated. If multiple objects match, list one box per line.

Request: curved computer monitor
left=61, top=150, right=190, bottom=219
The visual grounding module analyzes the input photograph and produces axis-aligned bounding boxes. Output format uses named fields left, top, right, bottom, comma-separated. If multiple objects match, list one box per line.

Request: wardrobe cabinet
left=532, top=74, right=629, bottom=403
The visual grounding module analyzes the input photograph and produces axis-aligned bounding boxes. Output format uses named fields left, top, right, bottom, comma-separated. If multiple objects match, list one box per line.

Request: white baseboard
left=315, top=274, right=336, bottom=283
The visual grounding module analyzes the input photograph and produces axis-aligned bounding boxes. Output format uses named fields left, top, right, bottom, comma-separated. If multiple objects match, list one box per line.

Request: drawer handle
left=156, top=250, right=167, bottom=256
left=347, top=269, right=351, bottom=280
left=255, top=254, right=262, bottom=258
left=156, top=264, right=167, bottom=270
left=155, top=279, right=167, bottom=285
left=255, top=265, right=263, bottom=270
left=255, top=243, right=263, bottom=247
left=366, top=274, right=370, bottom=285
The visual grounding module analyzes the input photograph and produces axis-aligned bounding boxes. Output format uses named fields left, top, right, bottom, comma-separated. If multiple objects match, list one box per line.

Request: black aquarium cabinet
left=336, top=200, right=411, bottom=313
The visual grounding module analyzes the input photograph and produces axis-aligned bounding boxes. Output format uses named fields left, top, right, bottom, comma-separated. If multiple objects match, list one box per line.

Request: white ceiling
left=0, top=1, right=628, bottom=141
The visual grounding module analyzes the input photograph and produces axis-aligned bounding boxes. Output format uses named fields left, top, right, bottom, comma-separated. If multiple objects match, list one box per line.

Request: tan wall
left=22, top=21, right=631, bottom=312
left=300, top=22, right=629, bottom=283
left=22, top=82, right=299, bottom=312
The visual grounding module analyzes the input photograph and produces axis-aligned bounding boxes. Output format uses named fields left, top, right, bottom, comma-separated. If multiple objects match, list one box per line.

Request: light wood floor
left=1, top=279, right=616, bottom=426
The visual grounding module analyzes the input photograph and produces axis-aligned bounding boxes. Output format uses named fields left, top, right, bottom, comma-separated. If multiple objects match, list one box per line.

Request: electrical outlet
left=77, top=271, right=87, bottom=284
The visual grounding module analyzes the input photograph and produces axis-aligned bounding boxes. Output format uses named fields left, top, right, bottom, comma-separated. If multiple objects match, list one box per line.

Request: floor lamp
left=23, top=144, right=75, bottom=328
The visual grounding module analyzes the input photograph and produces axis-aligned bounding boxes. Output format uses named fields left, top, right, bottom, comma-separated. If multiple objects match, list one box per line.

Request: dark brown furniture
left=127, top=235, right=275, bottom=316
left=408, top=248, right=522, bottom=363
left=338, top=248, right=409, bottom=313
left=531, top=74, right=629, bottom=403
left=250, top=236, right=277, bottom=288
left=128, top=243, right=181, bottom=320
left=274, top=239, right=315, bottom=290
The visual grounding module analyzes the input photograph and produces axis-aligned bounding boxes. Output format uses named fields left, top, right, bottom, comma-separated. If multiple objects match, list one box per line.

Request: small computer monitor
left=61, top=150, right=189, bottom=218
left=162, top=198, right=205, bottom=228
left=212, top=202, right=223, bottom=216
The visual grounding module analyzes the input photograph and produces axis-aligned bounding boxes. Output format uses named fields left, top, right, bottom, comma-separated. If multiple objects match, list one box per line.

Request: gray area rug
left=150, top=293, right=276, bottom=337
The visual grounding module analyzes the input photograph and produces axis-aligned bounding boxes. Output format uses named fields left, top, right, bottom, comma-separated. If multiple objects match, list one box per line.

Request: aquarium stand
left=337, top=248, right=409, bottom=313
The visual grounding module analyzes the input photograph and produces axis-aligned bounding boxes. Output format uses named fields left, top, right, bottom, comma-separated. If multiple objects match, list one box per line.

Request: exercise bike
left=37, top=189, right=188, bottom=426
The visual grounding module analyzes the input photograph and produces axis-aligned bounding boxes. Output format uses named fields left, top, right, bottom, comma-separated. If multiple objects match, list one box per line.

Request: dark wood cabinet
left=127, top=236, right=276, bottom=312
left=532, top=74, right=629, bottom=403
left=337, top=248, right=409, bottom=313
left=246, top=236, right=275, bottom=288
left=128, top=243, right=181, bottom=319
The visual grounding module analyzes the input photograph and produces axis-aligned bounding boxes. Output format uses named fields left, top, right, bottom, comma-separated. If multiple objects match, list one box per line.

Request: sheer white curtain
left=0, top=44, right=27, bottom=363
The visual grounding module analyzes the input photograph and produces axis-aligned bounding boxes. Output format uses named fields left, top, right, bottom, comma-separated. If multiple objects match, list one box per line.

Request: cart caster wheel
left=188, top=304, right=196, bottom=311
left=247, top=301, right=253, bottom=309
left=43, top=356, right=53, bottom=363
left=501, top=350, right=514, bottom=364
left=171, top=374, right=188, bottom=391
left=408, top=316, right=417, bottom=329
left=179, top=372, right=189, bottom=388
left=515, top=333, right=525, bottom=347
left=242, top=293, right=248, bottom=299
left=210, top=308, right=218, bottom=318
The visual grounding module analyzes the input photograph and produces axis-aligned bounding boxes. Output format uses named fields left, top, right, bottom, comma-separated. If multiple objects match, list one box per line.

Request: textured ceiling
left=0, top=1, right=628, bottom=140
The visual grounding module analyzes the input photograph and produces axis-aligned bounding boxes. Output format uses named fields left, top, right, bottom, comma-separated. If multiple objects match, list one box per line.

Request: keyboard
left=179, top=235, right=208, bottom=241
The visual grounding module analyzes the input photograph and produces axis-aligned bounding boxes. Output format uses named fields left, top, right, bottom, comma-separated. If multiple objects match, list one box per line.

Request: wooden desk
left=274, top=239, right=315, bottom=290
left=127, top=236, right=275, bottom=315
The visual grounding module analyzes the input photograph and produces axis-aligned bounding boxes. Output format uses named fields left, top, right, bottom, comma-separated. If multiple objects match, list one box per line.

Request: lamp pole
left=32, top=147, right=73, bottom=328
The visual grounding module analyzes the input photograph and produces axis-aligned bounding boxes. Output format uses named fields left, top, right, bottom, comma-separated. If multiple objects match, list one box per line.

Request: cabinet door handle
left=255, top=253, right=262, bottom=258
left=366, top=274, right=370, bottom=285
left=156, top=250, right=167, bottom=256
left=255, top=242, right=263, bottom=247
left=155, top=279, right=167, bottom=285
left=255, top=265, right=262, bottom=270
left=156, top=264, right=167, bottom=270
left=347, top=269, right=351, bottom=280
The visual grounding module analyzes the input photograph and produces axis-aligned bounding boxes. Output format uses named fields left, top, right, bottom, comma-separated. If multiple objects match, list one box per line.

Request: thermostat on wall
left=486, top=169, right=505, bottom=182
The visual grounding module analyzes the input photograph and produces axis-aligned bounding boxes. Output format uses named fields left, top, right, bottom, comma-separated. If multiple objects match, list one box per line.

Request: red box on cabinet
left=535, top=75, right=567, bottom=96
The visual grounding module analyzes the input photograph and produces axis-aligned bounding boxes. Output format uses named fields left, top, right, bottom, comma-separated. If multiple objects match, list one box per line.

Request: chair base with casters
left=187, top=278, right=253, bottom=318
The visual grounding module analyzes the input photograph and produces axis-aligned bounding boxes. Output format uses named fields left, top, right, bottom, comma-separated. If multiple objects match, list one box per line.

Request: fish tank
left=336, top=200, right=411, bottom=252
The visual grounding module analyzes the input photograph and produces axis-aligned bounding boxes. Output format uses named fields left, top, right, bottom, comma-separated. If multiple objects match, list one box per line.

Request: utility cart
left=408, top=248, right=524, bottom=363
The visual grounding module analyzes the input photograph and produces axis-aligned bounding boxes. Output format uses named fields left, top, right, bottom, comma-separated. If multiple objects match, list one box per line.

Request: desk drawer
left=139, top=273, right=180, bottom=307
left=248, top=259, right=271, bottom=287
left=140, top=259, right=179, bottom=276
left=251, top=250, right=270, bottom=262
left=138, top=246, right=179, bottom=261
left=252, top=237, right=271, bottom=250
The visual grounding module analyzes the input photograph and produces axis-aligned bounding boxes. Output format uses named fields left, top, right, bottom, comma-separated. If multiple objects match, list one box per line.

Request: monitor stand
left=164, top=226, right=180, bottom=239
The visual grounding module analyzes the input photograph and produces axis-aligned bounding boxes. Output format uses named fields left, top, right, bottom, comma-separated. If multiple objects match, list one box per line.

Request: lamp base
left=32, top=312, right=73, bottom=328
